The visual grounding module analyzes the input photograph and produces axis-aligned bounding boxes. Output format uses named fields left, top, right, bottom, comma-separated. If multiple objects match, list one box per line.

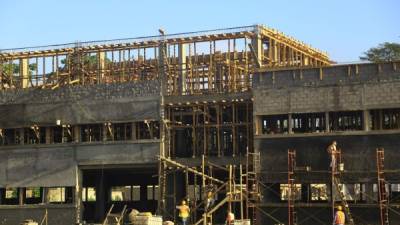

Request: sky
left=0, top=0, right=399, bottom=62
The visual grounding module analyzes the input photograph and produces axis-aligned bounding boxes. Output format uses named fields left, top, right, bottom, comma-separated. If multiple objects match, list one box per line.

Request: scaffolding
left=0, top=25, right=330, bottom=91
left=330, top=148, right=355, bottom=225
left=377, top=148, right=390, bottom=225
left=287, top=149, right=296, bottom=225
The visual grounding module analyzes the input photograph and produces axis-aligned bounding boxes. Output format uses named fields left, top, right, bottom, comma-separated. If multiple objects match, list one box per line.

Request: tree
left=1, top=63, right=37, bottom=75
left=360, top=42, right=400, bottom=62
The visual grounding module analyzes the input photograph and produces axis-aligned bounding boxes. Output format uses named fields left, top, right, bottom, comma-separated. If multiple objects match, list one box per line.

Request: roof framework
left=0, top=25, right=331, bottom=92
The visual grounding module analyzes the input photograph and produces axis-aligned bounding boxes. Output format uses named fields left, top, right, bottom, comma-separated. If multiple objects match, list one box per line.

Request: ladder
left=377, top=148, right=390, bottom=225
left=246, top=151, right=261, bottom=224
left=194, top=195, right=229, bottom=225
left=330, top=148, right=354, bottom=225
left=102, top=204, right=127, bottom=225
left=332, top=177, right=354, bottom=225
left=288, top=149, right=296, bottom=225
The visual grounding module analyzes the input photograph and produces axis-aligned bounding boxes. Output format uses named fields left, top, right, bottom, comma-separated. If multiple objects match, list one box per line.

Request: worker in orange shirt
left=334, top=205, right=345, bottom=225
left=176, top=200, right=190, bottom=225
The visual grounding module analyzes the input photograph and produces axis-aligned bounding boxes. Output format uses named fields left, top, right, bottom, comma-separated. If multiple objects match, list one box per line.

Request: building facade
left=0, top=25, right=399, bottom=225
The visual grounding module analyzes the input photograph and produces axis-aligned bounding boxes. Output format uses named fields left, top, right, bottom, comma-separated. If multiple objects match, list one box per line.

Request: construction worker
left=327, top=141, right=338, bottom=170
left=176, top=200, right=190, bottom=225
left=205, top=191, right=215, bottom=211
left=226, top=210, right=235, bottom=225
left=334, top=205, right=345, bottom=225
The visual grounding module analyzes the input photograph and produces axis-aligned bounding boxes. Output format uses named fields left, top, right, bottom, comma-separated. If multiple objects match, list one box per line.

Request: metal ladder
left=332, top=177, right=355, bottom=225
left=288, top=149, right=296, bottom=225
left=377, top=148, right=390, bottom=225
left=246, top=151, right=261, bottom=224
left=102, top=204, right=127, bottom=225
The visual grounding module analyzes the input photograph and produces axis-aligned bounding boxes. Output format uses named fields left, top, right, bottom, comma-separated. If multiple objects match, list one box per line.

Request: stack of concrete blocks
left=130, top=215, right=163, bottom=225
left=234, top=219, right=251, bottom=225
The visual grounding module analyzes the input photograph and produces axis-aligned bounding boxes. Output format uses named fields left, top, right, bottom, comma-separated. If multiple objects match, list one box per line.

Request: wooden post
left=20, top=58, right=29, bottom=88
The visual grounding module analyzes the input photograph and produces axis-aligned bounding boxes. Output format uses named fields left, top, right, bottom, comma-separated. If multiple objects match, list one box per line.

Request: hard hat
left=337, top=205, right=342, bottom=211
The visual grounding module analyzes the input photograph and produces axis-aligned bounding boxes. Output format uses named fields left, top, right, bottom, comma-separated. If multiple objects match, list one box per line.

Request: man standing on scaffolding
left=327, top=141, right=338, bottom=171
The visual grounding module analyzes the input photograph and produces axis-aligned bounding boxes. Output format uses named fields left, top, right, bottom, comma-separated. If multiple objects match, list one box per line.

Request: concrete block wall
left=0, top=80, right=161, bottom=128
left=253, top=62, right=400, bottom=115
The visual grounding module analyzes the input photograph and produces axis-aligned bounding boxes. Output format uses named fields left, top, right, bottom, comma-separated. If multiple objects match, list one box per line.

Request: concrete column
left=363, top=110, right=370, bottom=131
left=95, top=173, right=106, bottom=222
left=45, top=127, right=52, bottom=144
left=252, top=33, right=263, bottom=67
left=379, top=109, right=383, bottom=130
left=18, top=128, right=24, bottom=144
left=75, top=167, right=83, bottom=224
left=42, top=187, right=49, bottom=204
left=288, top=113, right=293, bottom=134
left=0, top=188, right=4, bottom=204
left=178, top=43, right=187, bottom=94
left=98, top=51, right=106, bottom=83
left=74, top=125, right=81, bottom=142
left=131, top=122, right=137, bottom=140
left=325, top=112, right=330, bottom=133
left=102, top=123, right=108, bottom=142
left=254, top=115, right=263, bottom=135
left=20, top=58, right=29, bottom=88
left=19, top=187, right=25, bottom=205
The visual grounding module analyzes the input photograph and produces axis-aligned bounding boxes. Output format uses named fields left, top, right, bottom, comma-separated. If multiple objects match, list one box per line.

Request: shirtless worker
left=327, top=141, right=338, bottom=171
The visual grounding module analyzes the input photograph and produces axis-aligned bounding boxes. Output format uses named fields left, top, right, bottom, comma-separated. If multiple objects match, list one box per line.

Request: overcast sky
left=0, top=0, right=399, bottom=62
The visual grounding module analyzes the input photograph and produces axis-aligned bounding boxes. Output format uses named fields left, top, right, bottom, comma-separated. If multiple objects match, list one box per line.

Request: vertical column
left=19, top=187, right=25, bottom=205
left=102, top=123, right=108, bottom=142
left=0, top=188, right=3, bottom=204
left=75, top=167, right=83, bottom=224
left=45, top=127, right=52, bottom=144
left=325, top=112, right=330, bottom=133
left=95, top=173, right=106, bottom=222
left=178, top=43, right=187, bottom=95
left=254, top=115, right=263, bottom=135
left=288, top=114, right=293, bottom=134
left=131, top=122, right=137, bottom=141
left=20, top=58, right=29, bottom=88
left=302, top=55, right=309, bottom=66
left=98, top=51, right=106, bottom=83
left=363, top=110, right=370, bottom=131
left=252, top=29, right=263, bottom=67
left=18, top=128, right=25, bottom=144
left=74, top=125, right=80, bottom=142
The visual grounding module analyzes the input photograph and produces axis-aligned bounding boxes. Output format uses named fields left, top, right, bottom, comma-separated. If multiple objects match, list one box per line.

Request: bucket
left=339, top=163, right=344, bottom=171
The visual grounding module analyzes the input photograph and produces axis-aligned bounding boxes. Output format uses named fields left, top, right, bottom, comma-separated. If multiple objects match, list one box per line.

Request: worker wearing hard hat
left=334, top=205, right=345, bottom=225
left=176, top=200, right=190, bottom=225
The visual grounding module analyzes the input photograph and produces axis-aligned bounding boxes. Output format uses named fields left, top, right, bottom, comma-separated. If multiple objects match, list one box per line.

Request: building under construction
left=0, top=25, right=399, bottom=225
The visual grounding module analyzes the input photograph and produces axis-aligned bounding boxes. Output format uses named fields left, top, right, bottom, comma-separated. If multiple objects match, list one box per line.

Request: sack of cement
left=128, top=209, right=140, bottom=222
left=131, top=215, right=162, bottom=225
left=20, top=220, right=39, bottom=225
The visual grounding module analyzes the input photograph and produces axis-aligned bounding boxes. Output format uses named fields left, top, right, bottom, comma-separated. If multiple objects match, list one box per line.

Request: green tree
left=1, top=63, right=37, bottom=75
left=360, top=42, right=400, bottom=62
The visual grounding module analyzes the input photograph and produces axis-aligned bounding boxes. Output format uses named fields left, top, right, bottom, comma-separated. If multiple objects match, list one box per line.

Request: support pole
left=20, top=58, right=29, bottom=88
left=178, top=43, right=187, bottom=95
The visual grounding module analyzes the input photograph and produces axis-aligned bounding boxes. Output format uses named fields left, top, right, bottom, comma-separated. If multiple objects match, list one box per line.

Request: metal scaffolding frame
left=377, top=148, right=390, bottom=225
